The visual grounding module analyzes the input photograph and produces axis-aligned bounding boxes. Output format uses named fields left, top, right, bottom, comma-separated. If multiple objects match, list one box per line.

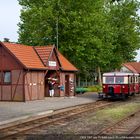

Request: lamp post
left=56, top=17, right=59, bottom=50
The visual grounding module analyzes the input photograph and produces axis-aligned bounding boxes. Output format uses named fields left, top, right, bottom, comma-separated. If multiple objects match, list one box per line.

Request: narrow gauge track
left=97, top=109, right=140, bottom=136
left=0, top=100, right=113, bottom=140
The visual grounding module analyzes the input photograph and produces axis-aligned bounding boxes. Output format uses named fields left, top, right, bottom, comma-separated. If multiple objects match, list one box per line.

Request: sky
left=0, top=0, right=21, bottom=42
left=0, top=1, right=140, bottom=61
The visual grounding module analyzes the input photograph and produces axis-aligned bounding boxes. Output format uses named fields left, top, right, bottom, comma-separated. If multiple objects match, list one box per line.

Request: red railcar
left=100, top=72, right=139, bottom=99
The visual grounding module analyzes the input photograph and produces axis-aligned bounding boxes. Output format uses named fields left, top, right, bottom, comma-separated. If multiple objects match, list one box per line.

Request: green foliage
left=76, top=85, right=102, bottom=93
left=75, top=87, right=88, bottom=94
left=106, top=0, right=140, bottom=69
left=18, top=0, right=140, bottom=80
left=86, top=85, right=102, bottom=92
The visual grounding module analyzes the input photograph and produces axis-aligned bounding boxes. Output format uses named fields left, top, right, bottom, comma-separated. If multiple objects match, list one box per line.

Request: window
left=4, top=71, right=11, bottom=84
left=135, top=77, right=138, bottom=83
left=105, top=77, right=114, bottom=84
left=115, top=77, right=124, bottom=84
left=129, top=77, right=131, bottom=83
left=131, top=77, right=133, bottom=83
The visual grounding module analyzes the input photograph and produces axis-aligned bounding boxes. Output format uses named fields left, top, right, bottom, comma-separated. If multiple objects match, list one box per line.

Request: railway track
left=126, top=120, right=140, bottom=137
left=97, top=109, right=140, bottom=137
left=0, top=100, right=113, bottom=140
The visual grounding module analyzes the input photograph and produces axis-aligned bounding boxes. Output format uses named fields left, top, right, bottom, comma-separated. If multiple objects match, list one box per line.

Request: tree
left=18, top=0, right=140, bottom=85
left=106, top=0, right=140, bottom=68
left=18, top=0, right=113, bottom=78
left=3, top=38, right=10, bottom=42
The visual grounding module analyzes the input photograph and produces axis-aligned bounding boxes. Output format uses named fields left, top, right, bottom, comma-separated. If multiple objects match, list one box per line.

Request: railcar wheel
left=131, top=93, right=135, bottom=96
left=122, top=94, right=126, bottom=101
left=125, top=94, right=129, bottom=98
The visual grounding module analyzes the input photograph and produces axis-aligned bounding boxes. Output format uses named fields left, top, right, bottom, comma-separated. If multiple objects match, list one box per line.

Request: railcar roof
left=103, top=72, right=139, bottom=76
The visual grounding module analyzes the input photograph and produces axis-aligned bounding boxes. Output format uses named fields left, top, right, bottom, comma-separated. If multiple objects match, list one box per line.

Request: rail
left=96, top=109, right=140, bottom=136
left=0, top=100, right=113, bottom=139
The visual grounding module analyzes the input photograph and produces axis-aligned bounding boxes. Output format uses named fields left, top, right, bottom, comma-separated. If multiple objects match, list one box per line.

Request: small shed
left=0, top=42, right=78, bottom=101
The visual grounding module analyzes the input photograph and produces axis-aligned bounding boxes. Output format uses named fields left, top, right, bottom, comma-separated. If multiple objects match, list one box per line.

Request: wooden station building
left=0, top=42, right=78, bottom=101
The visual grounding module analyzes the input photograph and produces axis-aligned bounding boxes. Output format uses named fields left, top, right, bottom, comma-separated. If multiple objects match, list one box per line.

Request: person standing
left=48, top=80, right=55, bottom=97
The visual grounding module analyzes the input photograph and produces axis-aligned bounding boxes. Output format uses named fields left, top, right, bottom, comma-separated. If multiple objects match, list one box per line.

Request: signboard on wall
left=48, top=61, right=56, bottom=67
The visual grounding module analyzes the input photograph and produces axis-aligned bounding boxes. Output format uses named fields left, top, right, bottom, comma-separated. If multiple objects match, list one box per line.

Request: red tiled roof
left=1, top=42, right=78, bottom=71
left=58, top=52, right=78, bottom=71
left=1, top=42, right=46, bottom=69
left=122, top=62, right=140, bottom=73
left=34, top=46, right=54, bottom=66
left=35, top=46, right=78, bottom=71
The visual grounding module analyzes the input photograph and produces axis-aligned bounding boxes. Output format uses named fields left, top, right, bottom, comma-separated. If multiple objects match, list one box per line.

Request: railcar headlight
left=122, top=86, right=125, bottom=88
left=103, top=86, right=105, bottom=88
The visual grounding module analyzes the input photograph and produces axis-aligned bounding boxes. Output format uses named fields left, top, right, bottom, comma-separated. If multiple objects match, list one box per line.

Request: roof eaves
left=60, top=67, right=78, bottom=72
left=26, top=67, right=47, bottom=70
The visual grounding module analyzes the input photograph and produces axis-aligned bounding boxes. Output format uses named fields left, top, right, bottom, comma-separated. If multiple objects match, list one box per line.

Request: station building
left=0, top=42, right=78, bottom=101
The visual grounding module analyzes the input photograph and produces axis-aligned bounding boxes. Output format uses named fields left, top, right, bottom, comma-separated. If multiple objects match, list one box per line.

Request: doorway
left=65, top=75, right=69, bottom=96
left=45, top=70, right=60, bottom=97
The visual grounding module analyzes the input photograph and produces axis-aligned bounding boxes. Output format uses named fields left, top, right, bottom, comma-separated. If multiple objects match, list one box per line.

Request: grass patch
left=97, top=103, right=140, bottom=120
left=88, top=103, right=140, bottom=125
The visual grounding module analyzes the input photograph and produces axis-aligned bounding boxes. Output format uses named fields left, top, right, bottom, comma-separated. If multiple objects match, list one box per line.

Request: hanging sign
left=49, top=61, right=56, bottom=67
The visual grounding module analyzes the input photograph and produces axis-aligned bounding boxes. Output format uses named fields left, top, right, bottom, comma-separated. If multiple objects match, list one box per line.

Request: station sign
left=49, top=61, right=56, bottom=67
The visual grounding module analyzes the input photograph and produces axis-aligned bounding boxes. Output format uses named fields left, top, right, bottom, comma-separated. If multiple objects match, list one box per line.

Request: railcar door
left=135, top=75, right=139, bottom=94
left=128, top=75, right=135, bottom=95
left=139, top=75, right=140, bottom=93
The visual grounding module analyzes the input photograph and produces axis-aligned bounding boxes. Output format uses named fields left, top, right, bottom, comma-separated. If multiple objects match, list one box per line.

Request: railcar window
left=105, top=77, right=114, bottom=84
left=115, top=77, right=124, bottom=84
left=129, top=77, right=132, bottom=83
left=131, top=77, right=133, bottom=83
left=135, top=77, right=138, bottom=83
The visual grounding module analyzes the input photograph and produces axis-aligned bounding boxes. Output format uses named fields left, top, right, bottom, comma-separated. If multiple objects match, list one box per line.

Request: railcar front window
left=115, top=77, right=124, bottom=84
left=105, top=77, right=114, bottom=84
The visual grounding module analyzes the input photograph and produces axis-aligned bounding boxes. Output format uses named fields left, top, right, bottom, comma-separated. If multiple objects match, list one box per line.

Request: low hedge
left=76, top=85, right=102, bottom=94
left=75, top=87, right=88, bottom=94
left=87, top=85, right=102, bottom=92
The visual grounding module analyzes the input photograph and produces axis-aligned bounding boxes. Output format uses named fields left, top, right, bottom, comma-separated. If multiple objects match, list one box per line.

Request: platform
left=0, top=92, right=98, bottom=125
